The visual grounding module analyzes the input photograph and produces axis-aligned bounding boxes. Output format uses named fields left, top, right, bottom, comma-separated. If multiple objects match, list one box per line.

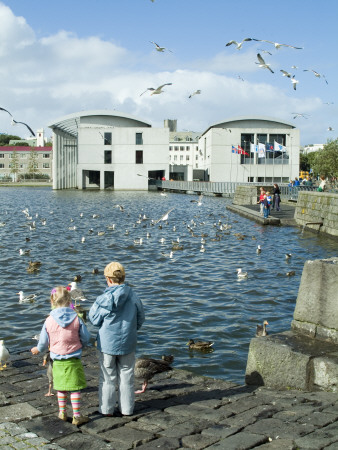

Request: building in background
left=9, top=128, right=49, bottom=147
left=198, top=116, right=300, bottom=183
left=302, top=144, right=323, bottom=154
left=48, top=110, right=169, bottom=190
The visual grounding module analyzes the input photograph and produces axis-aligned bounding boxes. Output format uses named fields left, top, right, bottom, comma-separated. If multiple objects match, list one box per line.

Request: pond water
left=1, top=187, right=337, bottom=384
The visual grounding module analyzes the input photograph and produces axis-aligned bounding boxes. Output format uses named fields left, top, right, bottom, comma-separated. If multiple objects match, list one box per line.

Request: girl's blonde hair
left=50, top=286, right=71, bottom=308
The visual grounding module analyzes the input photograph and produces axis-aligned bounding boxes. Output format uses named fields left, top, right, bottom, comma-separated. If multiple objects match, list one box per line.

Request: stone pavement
left=227, top=203, right=297, bottom=227
left=1, top=347, right=338, bottom=449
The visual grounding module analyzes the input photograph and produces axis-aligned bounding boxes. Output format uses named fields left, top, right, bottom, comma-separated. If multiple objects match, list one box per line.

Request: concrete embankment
left=1, top=347, right=338, bottom=449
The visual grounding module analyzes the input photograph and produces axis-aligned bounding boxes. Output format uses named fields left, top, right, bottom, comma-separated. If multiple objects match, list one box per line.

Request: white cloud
left=0, top=3, right=334, bottom=144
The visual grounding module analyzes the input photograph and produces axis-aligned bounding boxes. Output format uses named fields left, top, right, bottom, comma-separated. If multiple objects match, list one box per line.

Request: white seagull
left=236, top=268, right=248, bottom=279
left=225, top=38, right=253, bottom=50
left=19, top=248, right=30, bottom=256
left=291, top=75, right=299, bottom=90
left=140, top=83, right=172, bottom=96
left=188, top=90, right=201, bottom=98
left=17, top=291, right=37, bottom=304
left=303, top=69, right=328, bottom=84
left=256, top=245, right=262, bottom=254
left=0, top=341, right=10, bottom=370
left=253, top=39, right=303, bottom=50
left=256, top=53, right=274, bottom=73
left=69, top=282, right=87, bottom=304
left=154, top=208, right=174, bottom=224
left=149, top=41, right=173, bottom=53
left=292, top=113, right=309, bottom=119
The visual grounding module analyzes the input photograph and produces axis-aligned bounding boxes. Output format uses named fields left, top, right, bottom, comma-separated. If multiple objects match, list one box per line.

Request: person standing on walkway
left=257, top=187, right=266, bottom=216
left=31, top=286, right=90, bottom=425
left=89, top=261, right=145, bottom=417
left=317, top=175, right=327, bottom=192
left=272, top=183, right=281, bottom=211
left=263, top=193, right=270, bottom=219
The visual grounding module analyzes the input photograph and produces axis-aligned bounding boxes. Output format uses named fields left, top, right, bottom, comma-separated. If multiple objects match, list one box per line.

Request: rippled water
left=1, top=187, right=337, bottom=384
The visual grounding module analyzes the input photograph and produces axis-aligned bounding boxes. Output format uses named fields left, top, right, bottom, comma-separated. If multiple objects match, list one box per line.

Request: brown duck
left=135, top=355, right=174, bottom=394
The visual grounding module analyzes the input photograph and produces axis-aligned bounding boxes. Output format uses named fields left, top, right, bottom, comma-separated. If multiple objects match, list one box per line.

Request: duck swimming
left=187, top=339, right=214, bottom=350
left=135, top=355, right=174, bottom=394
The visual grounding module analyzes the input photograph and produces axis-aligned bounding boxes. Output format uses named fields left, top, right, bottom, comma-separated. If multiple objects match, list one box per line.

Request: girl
left=257, top=187, right=265, bottom=216
left=31, top=286, right=90, bottom=425
left=89, top=261, right=145, bottom=417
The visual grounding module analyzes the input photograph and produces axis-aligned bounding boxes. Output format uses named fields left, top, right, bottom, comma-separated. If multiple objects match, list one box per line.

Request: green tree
left=0, top=134, right=21, bottom=146
left=312, top=139, right=338, bottom=178
left=9, top=149, right=20, bottom=181
left=27, top=148, right=39, bottom=176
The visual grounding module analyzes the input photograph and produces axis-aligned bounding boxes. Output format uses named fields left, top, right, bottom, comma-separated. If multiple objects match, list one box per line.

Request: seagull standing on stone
left=225, top=38, right=253, bottom=50
left=140, top=83, right=172, bottom=96
left=149, top=41, right=173, bottom=53
left=255, top=54, right=274, bottom=73
left=0, top=340, right=10, bottom=370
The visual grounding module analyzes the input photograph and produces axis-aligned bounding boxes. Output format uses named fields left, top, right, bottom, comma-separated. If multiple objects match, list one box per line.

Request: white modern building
left=198, top=116, right=300, bottom=183
left=168, top=130, right=201, bottom=181
left=48, top=110, right=169, bottom=190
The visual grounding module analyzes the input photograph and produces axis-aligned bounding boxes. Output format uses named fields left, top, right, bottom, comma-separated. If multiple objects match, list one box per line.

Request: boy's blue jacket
left=37, top=307, right=91, bottom=360
left=89, top=284, right=145, bottom=355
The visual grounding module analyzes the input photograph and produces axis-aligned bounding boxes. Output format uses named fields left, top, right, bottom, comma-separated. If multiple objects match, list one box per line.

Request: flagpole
left=230, top=146, right=232, bottom=183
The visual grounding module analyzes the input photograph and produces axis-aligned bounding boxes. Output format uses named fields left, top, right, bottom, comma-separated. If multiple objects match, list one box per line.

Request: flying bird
left=140, top=83, right=172, bottom=96
left=292, top=113, right=309, bottom=119
left=257, top=49, right=272, bottom=55
left=11, top=118, right=35, bottom=136
left=0, top=107, right=12, bottom=117
left=327, top=127, right=334, bottom=131
left=291, top=75, right=299, bottom=90
left=253, top=39, right=303, bottom=50
left=280, top=70, right=292, bottom=78
left=154, top=208, right=174, bottom=224
left=225, top=38, right=253, bottom=50
left=149, top=41, right=173, bottom=53
left=188, top=90, right=201, bottom=98
left=303, top=69, right=328, bottom=84
left=255, top=53, right=274, bottom=73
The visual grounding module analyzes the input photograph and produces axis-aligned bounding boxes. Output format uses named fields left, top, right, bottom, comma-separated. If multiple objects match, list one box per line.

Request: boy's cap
left=104, top=261, right=125, bottom=277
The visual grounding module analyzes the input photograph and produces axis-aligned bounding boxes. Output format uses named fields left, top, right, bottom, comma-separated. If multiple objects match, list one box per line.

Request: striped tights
left=57, top=391, right=81, bottom=417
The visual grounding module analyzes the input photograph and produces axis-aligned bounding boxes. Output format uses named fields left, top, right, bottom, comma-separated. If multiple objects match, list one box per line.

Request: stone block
left=245, top=417, right=315, bottom=439
left=0, top=402, right=42, bottom=422
left=181, top=433, right=220, bottom=449
left=313, top=355, right=338, bottom=391
left=136, top=436, right=181, bottom=449
left=20, top=415, right=78, bottom=441
left=293, top=258, right=338, bottom=336
left=56, top=432, right=114, bottom=449
left=204, top=432, right=268, bottom=449
left=100, top=426, right=154, bottom=447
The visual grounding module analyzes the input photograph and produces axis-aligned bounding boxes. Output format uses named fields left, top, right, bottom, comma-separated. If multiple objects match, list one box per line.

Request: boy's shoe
left=58, top=412, right=67, bottom=421
left=72, top=415, right=89, bottom=426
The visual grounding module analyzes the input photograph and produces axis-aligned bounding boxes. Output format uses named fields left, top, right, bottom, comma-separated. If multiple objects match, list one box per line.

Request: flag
left=237, top=146, right=249, bottom=156
left=232, top=145, right=238, bottom=154
left=258, top=142, right=265, bottom=158
left=265, top=142, right=274, bottom=151
left=274, top=140, right=286, bottom=152
left=250, top=143, right=258, bottom=153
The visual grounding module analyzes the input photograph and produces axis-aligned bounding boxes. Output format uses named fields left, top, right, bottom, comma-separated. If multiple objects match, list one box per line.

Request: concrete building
left=48, top=110, right=169, bottom=190
left=198, top=116, right=300, bottom=183
left=168, top=130, right=201, bottom=181
left=0, top=146, right=52, bottom=181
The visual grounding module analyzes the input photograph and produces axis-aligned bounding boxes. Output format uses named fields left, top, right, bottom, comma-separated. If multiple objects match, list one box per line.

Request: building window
left=104, top=132, right=112, bottom=145
left=20, top=154, right=26, bottom=159
left=186, top=146, right=190, bottom=151
left=195, top=155, right=198, bottom=160
left=43, top=153, right=50, bottom=158
left=174, top=155, right=177, bottom=161
left=0, top=164, right=4, bottom=168
left=180, top=155, right=184, bottom=162
left=0, top=154, right=4, bottom=158
left=8, top=154, right=13, bottom=159
left=136, top=133, right=143, bottom=145
left=180, top=146, right=184, bottom=151
left=20, top=164, right=24, bottom=168
left=186, top=155, right=190, bottom=161
left=136, top=150, right=143, bottom=164
left=174, top=146, right=178, bottom=151
left=104, top=150, right=112, bottom=164
left=43, top=163, right=50, bottom=168
left=169, top=146, right=173, bottom=151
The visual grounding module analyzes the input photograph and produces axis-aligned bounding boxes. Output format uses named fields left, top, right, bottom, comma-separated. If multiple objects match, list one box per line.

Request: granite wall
left=294, top=191, right=338, bottom=237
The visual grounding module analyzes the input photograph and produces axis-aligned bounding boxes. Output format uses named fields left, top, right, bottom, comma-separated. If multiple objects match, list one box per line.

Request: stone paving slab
left=1, top=347, right=338, bottom=450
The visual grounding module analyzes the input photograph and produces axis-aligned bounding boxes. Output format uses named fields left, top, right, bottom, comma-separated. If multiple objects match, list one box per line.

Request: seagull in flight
left=225, top=38, right=253, bottom=50
left=150, top=41, right=173, bottom=53
left=257, top=48, right=272, bottom=55
left=154, top=208, right=174, bottom=224
left=253, top=39, right=303, bottom=50
left=280, top=69, right=292, bottom=78
left=303, top=69, right=328, bottom=84
left=255, top=54, right=274, bottom=73
left=292, top=113, right=309, bottom=119
left=291, top=76, right=299, bottom=90
left=140, top=83, right=172, bottom=96
left=328, top=127, right=334, bottom=131
left=0, top=107, right=35, bottom=136
left=188, top=90, right=201, bottom=98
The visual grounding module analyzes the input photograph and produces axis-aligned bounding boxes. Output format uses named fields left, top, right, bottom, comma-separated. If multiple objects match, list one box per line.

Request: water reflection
left=0, top=187, right=337, bottom=384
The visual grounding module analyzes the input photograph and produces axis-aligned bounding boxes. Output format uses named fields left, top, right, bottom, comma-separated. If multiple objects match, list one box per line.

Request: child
left=266, top=191, right=272, bottom=216
left=257, top=187, right=265, bottom=216
left=89, top=261, right=145, bottom=417
left=31, top=286, right=90, bottom=425
left=263, top=194, right=269, bottom=219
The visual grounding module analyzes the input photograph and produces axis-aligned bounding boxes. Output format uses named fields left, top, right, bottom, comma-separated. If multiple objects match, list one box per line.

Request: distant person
left=288, top=180, right=294, bottom=188
left=317, top=175, right=326, bottom=192
left=294, top=177, right=300, bottom=186
left=89, top=261, right=145, bottom=417
left=266, top=191, right=272, bottom=216
left=31, top=286, right=90, bottom=425
left=257, top=187, right=266, bottom=216
left=272, top=183, right=281, bottom=211
left=161, top=176, right=166, bottom=181
left=263, top=194, right=269, bottom=219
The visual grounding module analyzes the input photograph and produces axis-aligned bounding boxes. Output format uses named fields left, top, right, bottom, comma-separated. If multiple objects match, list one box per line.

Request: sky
left=0, top=0, right=337, bottom=145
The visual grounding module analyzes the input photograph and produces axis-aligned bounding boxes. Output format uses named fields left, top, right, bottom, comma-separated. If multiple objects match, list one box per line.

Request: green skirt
left=53, top=358, right=87, bottom=391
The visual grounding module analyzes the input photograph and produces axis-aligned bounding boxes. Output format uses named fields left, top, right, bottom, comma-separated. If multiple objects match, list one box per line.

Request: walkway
left=1, top=347, right=338, bottom=449
left=227, top=203, right=297, bottom=227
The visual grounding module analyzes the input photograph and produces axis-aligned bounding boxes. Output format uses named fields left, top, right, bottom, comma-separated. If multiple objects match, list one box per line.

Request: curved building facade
left=48, top=110, right=169, bottom=190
